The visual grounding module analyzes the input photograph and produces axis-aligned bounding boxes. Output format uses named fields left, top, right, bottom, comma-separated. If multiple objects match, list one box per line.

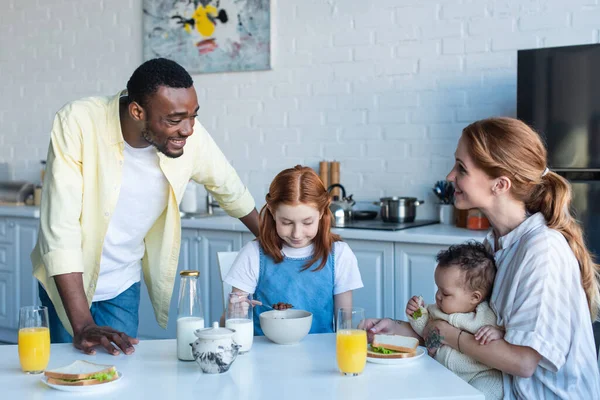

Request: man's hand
left=54, top=273, right=138, bottom=355
left=73, top=323, right=139, bottom=356
left=474, top=325, right=505, bottom=345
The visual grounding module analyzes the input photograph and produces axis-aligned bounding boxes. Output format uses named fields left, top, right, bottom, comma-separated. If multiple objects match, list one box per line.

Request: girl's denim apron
left=253, top=246, right=335, bottom=335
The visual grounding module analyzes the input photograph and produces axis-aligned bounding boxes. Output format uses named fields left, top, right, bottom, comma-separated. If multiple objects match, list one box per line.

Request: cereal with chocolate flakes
left=272, top=302, right=293, bottom=310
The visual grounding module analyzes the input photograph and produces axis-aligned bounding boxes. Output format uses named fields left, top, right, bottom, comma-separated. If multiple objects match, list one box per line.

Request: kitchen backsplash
left=1, top=0, right=598, bottom=220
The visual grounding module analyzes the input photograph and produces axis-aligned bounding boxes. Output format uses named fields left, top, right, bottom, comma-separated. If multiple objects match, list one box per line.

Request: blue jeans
left=38, top=282, right=141, bottom=343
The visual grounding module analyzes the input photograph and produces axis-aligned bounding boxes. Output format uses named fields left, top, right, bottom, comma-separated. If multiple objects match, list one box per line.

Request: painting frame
left=143, top=0, right=272, bottom=74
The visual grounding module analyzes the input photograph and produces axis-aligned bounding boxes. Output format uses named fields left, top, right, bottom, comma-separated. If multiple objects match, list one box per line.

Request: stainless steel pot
left=376, top=197, right=424, bottom=223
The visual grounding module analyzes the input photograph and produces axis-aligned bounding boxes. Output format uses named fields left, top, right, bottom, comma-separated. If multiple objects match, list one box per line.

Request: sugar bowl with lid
left=191, top=321, right=241, bottom=374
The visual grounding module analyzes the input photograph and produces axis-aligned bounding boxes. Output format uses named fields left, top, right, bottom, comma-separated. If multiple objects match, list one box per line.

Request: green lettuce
left=61, top=370, right=116, bottom=383
left=371, top=346, right=397, bottom=354
left=412, top=308, right=423, bottom=320
left=89, top=371, right=116, bottom=382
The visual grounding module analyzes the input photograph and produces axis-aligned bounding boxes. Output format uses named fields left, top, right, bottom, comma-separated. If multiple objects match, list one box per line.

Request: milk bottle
left=176, top=270, right=205, bottom=361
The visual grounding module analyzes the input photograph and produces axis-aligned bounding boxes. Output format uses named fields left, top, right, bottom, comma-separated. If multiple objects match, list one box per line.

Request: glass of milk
left=225, top=292, right=254, bottom=354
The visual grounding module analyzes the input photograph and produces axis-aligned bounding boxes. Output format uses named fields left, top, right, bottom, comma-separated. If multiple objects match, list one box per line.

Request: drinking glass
left=18, top=306, right=50, bottom=374
left=225, top=292, right=254, bottom=354
left=336, top=307, right=367, bottom=376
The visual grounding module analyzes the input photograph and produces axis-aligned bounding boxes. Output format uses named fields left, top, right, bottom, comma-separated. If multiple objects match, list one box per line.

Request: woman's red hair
left=258, top=165, right=341, bottom=271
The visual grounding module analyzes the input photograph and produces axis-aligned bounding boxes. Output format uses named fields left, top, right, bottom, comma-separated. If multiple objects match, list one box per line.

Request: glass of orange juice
left=336, top=307, right=367, bottom=376
left=18, top=306, right=50, bottom=374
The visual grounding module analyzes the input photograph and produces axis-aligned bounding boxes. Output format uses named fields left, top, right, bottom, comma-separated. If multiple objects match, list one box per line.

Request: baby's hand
left=406, top=296, right=422, bottom=316
left=474, top=325, right=504, bottom=345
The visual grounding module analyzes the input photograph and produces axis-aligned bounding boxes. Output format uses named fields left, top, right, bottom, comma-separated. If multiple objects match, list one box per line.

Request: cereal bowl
left=259, top=310, right=313, bottom=345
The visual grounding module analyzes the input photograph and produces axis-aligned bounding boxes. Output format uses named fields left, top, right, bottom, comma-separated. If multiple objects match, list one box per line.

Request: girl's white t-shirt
left=224, top=240, right=364, bottom=295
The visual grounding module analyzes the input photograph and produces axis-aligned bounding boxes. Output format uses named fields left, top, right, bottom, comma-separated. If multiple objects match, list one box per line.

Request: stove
left=333, top=219, right=439, bottom=231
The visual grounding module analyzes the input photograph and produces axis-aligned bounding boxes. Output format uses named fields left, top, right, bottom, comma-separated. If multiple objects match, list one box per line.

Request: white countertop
left=332, top=223, right=488, bottom=245
left=1, top=334, right=484, bottom=400
left=0, top=206, right=488, bottom=245
left=0, top=204, right=40, bottom=218
left=181, top=214, right=488, bottom=245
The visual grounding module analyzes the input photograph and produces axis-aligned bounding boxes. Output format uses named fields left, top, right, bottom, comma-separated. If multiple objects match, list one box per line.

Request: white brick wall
left=1, top=0, right=599, bottom=219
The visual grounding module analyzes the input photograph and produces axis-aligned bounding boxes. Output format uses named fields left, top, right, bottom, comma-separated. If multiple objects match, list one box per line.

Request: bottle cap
left=180, top=270, right=200, bottom=277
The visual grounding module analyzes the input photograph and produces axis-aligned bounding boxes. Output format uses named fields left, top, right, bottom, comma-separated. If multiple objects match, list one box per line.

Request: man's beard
left=141, top=122, right=182, bottom=159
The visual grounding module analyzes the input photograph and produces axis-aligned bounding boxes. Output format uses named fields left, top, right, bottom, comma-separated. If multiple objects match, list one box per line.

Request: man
left=31, top=58, right=260, bottom=356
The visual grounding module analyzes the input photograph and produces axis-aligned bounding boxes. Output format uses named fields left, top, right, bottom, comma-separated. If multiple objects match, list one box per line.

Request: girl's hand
left=227, top=292, right=253, bottom=317
left=405, top=296, right=422, bottom=316
left=474, top=325, right=504, bottom=345
left=423, top=319, right=453, bottom=357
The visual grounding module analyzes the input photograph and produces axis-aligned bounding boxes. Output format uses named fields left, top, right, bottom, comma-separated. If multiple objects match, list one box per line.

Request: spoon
left=252, top=300, right=292, bottom=311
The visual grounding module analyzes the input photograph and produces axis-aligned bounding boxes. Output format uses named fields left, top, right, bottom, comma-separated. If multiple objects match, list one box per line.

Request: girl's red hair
left=258, top=165, right=341, bottom=271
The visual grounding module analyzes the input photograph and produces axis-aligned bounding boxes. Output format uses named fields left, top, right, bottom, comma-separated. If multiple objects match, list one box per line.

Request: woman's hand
left=358, top=318, right=399, bottom=343
left=358, top=318, right=422, bottom=344
left=423, top=319, right=456, bottom=357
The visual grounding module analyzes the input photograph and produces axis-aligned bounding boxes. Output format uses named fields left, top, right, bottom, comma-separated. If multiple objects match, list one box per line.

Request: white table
left=1, top=334, right=484, bottom=399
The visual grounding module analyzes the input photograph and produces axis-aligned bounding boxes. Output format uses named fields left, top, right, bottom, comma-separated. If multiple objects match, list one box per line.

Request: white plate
left=42, top=372, right=123, bottom=392
left=367, top=346, right=426, bottom=365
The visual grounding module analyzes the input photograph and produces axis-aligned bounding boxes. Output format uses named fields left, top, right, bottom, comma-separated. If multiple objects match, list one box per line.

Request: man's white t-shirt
left=224, top=240, right=364, bottom=295
left=93, top=142, right=168, bottom=301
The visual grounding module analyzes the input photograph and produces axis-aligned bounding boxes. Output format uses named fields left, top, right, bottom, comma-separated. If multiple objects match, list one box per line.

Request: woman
left=363, top=117, right=600, bottom=399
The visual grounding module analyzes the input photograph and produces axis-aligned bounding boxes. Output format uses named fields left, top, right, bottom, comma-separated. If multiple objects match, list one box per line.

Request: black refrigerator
left=517, top=43, right=600, bottom=354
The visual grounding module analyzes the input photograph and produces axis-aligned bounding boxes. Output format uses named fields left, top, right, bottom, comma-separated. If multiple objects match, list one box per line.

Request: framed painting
left=143, top=0, right=271, bottom=74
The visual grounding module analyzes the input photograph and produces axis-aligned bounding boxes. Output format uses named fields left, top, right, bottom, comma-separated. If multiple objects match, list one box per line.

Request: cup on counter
left=467, top=209, right=490, bottom=230
left=18, top=306, right=50, bottom=374
left=225, top=292, right=254, bottom=354
left=438, top=204, right=455, bottom=225
left=336, top=307, right=367, bottom=376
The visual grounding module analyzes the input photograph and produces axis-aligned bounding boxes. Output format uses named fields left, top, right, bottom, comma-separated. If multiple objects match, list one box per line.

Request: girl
left=224, top=165, right=363, bottom=335
left=364, top=117, right=600, bottom=399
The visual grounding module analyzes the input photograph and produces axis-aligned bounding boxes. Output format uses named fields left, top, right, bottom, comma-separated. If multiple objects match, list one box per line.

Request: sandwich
left=368, top=334, right=420, bottom=359
left=44, top=360, right=119, bottom=386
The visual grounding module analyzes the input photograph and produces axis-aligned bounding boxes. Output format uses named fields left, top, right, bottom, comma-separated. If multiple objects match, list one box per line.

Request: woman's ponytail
left=527, top=171, right=600, bottom=320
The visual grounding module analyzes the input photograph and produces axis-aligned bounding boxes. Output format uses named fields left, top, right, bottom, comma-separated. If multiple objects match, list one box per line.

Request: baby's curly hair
left=436, top=241, right=496, bottom=299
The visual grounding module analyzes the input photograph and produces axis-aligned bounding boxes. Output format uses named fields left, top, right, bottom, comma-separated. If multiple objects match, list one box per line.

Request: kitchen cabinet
left=16, top=218, right=40, bottom=310
left=138, top=229, right=242, bottom=340
left=0, top=217, right=39, bottom=343
left=344, top=239, right=394, bottom=320
left=394, top=243, right=446, bottom=321
left=197, top=230, right=242, bottom=324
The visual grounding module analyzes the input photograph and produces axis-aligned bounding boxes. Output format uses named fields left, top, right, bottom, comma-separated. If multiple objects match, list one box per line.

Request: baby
left=406, top=241, right=503, bottom=400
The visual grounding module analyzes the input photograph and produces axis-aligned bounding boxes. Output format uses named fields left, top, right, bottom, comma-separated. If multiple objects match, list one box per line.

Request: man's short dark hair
left=126, top=58, right=193, bottom=107
left=436, top=241, right=496, bottom=299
